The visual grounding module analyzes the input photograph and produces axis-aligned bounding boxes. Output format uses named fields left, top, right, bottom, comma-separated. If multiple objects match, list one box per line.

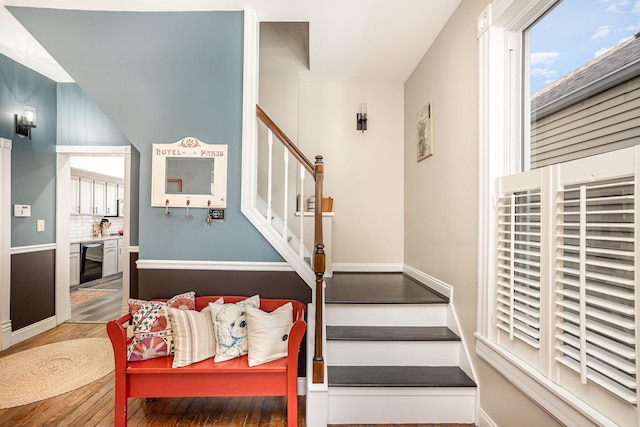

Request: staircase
left=324, top=273, right=476, bottom=424
left=250, top=106, right=476, bottom=424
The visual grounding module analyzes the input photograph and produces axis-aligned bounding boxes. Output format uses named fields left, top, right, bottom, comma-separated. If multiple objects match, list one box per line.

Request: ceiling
left=0, top=0, right=461, bottom=84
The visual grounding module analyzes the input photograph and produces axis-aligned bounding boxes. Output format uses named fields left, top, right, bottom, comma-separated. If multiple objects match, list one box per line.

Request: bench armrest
left=106, top=313, right=132, bottom=374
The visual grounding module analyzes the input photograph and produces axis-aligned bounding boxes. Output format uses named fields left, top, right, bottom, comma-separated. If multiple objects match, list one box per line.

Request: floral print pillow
left=127, top=291, right=196, bottom=361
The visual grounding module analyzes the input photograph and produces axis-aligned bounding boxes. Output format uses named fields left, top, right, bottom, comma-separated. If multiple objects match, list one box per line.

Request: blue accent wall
left=9, top=9, right=282, bottom=262
left=0, top=53, right=57, bottom=247
left=57, top=83, right=129, bottom=146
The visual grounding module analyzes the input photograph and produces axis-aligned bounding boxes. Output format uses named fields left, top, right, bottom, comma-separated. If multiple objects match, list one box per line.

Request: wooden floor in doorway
left=69, top=274, right=123, bottom=323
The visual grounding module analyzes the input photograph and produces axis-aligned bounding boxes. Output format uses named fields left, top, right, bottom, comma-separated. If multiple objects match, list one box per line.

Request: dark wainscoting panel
left=11, top=249, right=56, bottom=330
left=137, top=269, right=311, bottom=303
left=137, top=268, right=312, bottom=376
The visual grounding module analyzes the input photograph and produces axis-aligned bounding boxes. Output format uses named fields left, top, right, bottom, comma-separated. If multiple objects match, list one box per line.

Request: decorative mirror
left=151, top=137, right=228, bottom=208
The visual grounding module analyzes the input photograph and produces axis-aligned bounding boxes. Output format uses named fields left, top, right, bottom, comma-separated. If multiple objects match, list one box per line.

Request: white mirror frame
left=151, top=137, right=227, bottom=208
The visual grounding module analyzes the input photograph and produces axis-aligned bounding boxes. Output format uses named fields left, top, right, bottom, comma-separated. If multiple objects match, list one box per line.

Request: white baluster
left=282, top=150, right=289, bottom=241
left=299, top=165, right=305, bottom=258
left=267, top=130, right=273, bottom=224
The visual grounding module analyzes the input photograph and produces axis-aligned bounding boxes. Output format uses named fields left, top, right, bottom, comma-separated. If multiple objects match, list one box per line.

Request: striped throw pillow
left=168, top=298, right=223, bottom=368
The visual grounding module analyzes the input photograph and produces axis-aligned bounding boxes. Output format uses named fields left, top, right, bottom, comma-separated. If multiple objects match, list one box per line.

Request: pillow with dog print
left=209, top=295, right=260, bottom=363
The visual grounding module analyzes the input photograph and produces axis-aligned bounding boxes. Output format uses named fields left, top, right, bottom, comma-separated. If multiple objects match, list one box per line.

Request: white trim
left=128, top=246, right=140, bottom=253
left=298, top=377, right=306, bottom=395
left=135, top=259, right=293, bottom=271
left=238, top=9, right=316, bottom=288
left=476, top=336, right=614, bottom=427
left=56, top=152, right=72, bottom=324
left=403, top=264, right=452, bottom=299
left=241, top=8, right=259, bottom=215
left=11, top=316, right=57, bottom=345
left=401, top=264, right=479, bottom=406
left=0, top=138, right=11, bottom=350
left=56, top=145, right=131, bottom=155
left=10, top=243, right=57, bottom=255
left=477, top=407, right=497, bottom=427
left=332, top=263, right=403, bottom=273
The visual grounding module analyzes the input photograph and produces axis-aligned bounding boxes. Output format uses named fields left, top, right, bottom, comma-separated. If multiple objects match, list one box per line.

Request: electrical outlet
left=36, top=219, right=45, bottom=232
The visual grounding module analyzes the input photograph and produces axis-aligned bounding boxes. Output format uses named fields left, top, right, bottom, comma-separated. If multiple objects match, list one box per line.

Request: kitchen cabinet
left=106, top=182, right=118, bottom=217
left=93, top=179, right=106, bottom=216
left=70, top=176, right=80, bottom=215
left=70, top=243, right=80, bottom=286
left=73, top=169, right=123, bottom=217
left=117, top=238, right=124, bottom=273
left=79, top=177, right=94, bottom=215
left=103, top=239, right=118, bottom=277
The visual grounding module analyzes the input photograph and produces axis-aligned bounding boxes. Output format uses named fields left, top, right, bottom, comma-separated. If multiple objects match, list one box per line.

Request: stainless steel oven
left=80, top=241, right=103, bottom=284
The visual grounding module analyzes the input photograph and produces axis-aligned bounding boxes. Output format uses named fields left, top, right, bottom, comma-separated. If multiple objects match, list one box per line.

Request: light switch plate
left=36, top=219, right=45, bottom=232
left=14, top=204, right=31, bottom=217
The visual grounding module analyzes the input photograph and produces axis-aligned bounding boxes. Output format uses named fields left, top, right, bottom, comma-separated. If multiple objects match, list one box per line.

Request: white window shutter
left=494, top=147, right=639, bottom=411
left=555, top=175, right=637, bottom=405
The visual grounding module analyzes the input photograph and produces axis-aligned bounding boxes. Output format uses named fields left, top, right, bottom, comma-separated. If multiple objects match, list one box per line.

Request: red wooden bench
left=106, top=296, right=306, bottom=427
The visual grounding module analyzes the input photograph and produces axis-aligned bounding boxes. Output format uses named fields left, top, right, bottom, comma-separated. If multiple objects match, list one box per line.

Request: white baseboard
left=403, top=264, right=452, bottom=299
left=298, top=377, right=306, bottom=395
left=332, top=263, right=403, bottom=272
left=477, top=407, right=497, bottom=427
left=11, top=316, right=56, bottom=345
left=1, top=320, right=11, bottom=350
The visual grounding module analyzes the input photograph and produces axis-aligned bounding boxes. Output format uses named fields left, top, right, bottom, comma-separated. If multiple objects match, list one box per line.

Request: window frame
left=476, top=1, right=638, bottom=426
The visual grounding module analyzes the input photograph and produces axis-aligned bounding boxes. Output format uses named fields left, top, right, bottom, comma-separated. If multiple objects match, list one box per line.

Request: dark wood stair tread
left=326, top=326, right=459, bottom=341
left=325, top=273, right=448, bottom=304
left=328, top=366, right=476, bottom=388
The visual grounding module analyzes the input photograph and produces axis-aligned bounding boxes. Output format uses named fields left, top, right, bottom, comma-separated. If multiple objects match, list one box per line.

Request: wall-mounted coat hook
left=182, top=200, right=193, bottom=221
left=205, top=201, right=212, bottom=229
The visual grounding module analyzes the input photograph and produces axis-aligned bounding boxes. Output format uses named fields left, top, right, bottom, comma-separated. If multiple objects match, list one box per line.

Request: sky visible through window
left=530, top=0, right=640, bottom=93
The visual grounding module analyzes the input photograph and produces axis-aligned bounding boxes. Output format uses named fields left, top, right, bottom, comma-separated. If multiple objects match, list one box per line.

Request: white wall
left=403, top=1, right=562, bottom=426
left=299, top=83, right=404, bottom=265
left=70, top=156, right=124, bottom=179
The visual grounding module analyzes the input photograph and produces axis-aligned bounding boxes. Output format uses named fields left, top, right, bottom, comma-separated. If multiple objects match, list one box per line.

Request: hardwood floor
left=0, top=317, right=475, bottom=426
left=69, top=274, right=124, bottom=323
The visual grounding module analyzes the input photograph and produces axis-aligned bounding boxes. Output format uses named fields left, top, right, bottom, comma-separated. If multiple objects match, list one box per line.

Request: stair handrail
left=256, top=105, right=326, bottom=384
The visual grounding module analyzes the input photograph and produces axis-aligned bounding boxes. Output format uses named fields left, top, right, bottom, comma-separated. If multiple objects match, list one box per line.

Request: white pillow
left=168, top=297, right=223, bottom=368
left=210, top=295, right=260, bottom=363
left=246, top=302, right=294, bottom=367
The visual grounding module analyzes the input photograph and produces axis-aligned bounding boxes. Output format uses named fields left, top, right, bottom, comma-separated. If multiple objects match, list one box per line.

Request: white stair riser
left=327, top=340, right=460, bottom=366
left=328, top=387, right=476, bottom=424
left=326, top=304, right=447, bottom=326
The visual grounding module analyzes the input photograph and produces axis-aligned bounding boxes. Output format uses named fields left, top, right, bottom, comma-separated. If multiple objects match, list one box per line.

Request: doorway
left=55, top=146, right=131, bottom=325
left=67, top=155, right=125, bottom=322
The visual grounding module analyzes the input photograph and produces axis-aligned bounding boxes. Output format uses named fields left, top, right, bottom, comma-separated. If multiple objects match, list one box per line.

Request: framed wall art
left=416, top=101, right=433, bottom=162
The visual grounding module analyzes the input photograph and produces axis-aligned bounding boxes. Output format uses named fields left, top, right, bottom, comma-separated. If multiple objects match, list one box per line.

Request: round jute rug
left=0, top=338, right=114, bottom=409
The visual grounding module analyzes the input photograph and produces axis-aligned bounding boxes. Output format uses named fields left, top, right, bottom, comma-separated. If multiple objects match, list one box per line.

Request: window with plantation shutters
left=478, top=1, right=640, bottom=425
left=492, top=147, right=639, bottom=423
left=555, top=176, right=637, bottom=405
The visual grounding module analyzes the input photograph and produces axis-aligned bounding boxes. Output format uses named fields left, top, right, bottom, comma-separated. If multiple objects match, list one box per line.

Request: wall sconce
left=356, top=103, right=367, bottom=132
left=15, top=106, right=37, bottom=140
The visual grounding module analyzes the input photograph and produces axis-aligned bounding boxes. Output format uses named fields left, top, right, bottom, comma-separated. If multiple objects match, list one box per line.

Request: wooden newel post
left=312, top=155, right=325, bottom=383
